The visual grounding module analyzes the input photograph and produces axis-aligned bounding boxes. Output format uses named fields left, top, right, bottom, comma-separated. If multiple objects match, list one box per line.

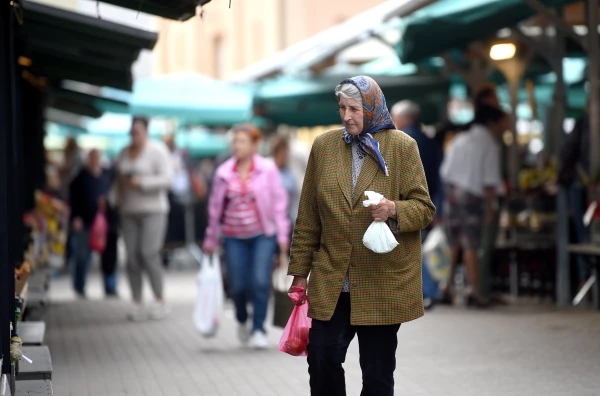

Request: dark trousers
left=307, top=293, right=401, bottom=396
left=101, top=232, right=118, bottom=295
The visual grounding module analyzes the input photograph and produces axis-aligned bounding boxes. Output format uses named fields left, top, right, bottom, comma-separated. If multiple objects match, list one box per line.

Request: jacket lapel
left=336, top=137, right=353, bottom=207
left=351, top=131, right=390, bottom=208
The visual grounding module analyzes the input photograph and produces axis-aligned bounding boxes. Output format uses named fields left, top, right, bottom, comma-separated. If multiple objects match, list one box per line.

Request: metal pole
left=508, top=69, right=521, bottom=189
left=555, top=8, right=571, bottom=307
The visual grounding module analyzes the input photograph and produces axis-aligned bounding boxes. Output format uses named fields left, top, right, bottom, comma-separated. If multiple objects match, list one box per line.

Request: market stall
left=396, top=0, right=600, bottom=307
left=1, top=0, right=159, bottom=393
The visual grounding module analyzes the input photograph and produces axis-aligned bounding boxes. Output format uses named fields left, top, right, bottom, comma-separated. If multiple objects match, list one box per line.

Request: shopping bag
left=278, top=286, right=311, bottom=356
left=88, top=210, right=108, bottom=253
left=422, top=226, right=451, bottom=283
left=272, top=255, right=294, bottom=328
left=193, top=253, right=224, bottom=337
left=362, top=191, right=399, bottom=254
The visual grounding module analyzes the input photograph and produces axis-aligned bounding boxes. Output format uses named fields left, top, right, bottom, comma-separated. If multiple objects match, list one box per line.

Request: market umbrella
left=396, top=0, right=580, bottom=64
left=130, top=72, right=253, bottom=126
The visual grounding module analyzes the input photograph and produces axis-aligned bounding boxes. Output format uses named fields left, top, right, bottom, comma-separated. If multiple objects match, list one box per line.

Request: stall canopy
left=20, top=1, right=157, bottom=91
left=396, top=0, right=579, bottom=64
left=78, top=113, right=229, bottom=158
left=130, top=73, right=253, bottom=126
left=98, top=0, right=212, bottom=21
left=47, top=87, right=130, bottom=119
left=254, top=56, right=449, bottom=126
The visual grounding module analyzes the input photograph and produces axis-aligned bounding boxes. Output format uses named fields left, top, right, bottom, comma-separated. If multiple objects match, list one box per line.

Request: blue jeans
left=421, top=229, right=439, bottom=299
left=69, top=229, right=92, bottom=295
left=224, top=235, right=277, bottom=333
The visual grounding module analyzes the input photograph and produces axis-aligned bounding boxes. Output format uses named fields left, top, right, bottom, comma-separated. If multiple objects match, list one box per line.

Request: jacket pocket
left=312, top=249, right=325, bottom=263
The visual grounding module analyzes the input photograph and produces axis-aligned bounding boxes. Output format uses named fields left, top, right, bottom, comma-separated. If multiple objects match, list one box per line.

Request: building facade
left=152, top=0, right=388, bottom=79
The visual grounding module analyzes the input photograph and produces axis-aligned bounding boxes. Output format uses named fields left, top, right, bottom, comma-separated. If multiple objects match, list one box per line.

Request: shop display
left=9, top=337, right=22, bottom=364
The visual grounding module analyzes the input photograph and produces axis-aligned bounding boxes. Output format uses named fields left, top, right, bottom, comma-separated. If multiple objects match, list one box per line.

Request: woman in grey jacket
left=113, top=117, right=173, bottom=321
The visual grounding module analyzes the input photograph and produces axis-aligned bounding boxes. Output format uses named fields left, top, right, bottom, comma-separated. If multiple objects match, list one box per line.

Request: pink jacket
left=203, top=154, right=290, bottom=251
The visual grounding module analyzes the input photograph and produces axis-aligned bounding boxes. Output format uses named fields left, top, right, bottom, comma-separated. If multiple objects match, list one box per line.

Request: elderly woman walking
left=288, top=76, right=435, bottom=396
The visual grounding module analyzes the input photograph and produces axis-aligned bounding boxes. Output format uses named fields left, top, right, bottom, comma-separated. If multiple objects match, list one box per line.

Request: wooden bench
left=19, top=322, right=46, bottom=346
left=14, top=379, right=53, bottom=395
left=16, top=346, right=52, bottom=381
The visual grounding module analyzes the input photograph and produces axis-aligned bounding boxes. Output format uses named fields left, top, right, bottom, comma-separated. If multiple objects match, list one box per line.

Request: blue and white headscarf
left=338, top=76, right=396, bottom=176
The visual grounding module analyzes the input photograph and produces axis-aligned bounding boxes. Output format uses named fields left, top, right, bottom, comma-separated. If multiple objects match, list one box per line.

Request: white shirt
left=170, top=150, right=190, bottom=196
left=114, top=140, right=173, bottom=215
left=440, top=124, right=502, bottom=197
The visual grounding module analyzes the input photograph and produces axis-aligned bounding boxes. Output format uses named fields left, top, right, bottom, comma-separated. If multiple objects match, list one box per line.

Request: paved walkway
left=45, top=269, right=600, bottom=396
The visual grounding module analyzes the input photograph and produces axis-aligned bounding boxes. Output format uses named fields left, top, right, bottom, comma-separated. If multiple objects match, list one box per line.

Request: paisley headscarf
left=338, top=75, right=396, bottom=176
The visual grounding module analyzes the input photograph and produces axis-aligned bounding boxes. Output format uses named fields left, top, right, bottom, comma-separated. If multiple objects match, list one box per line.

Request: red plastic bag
left=278, top=286, right=312, bottom=356
left=88, top=210, right=108, bottom=253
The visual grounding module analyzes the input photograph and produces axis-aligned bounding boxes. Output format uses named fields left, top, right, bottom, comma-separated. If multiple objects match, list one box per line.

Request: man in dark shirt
left=69, top=149, right=118, bottom=297
left=558, top=114, right=591, bottom=287
left=392, top=100, right=443, bottom=309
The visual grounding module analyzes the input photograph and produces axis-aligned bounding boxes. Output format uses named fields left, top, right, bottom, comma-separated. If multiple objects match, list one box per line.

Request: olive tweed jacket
left=288, top=128, right=435, bottom=326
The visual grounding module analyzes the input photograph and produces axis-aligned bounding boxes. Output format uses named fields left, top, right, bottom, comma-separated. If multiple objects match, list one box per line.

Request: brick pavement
left=44, top=269, right=600, bottom=396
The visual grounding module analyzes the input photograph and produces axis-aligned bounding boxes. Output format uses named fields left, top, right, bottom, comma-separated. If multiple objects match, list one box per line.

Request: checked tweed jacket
left=288, top=128, right=435, bottom=326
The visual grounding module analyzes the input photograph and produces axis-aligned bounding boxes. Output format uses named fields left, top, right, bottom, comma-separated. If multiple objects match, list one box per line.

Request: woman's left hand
left=369, top=198, right=397, bottom=222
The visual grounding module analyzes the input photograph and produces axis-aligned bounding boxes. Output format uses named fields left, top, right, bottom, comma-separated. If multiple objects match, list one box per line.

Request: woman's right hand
left=289, top=276, right=308, bottom=305
left=202, top=246, right=215, bottom=256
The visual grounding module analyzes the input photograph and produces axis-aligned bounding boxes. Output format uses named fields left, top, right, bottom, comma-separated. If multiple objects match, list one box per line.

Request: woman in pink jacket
left=203, top=124, right=290, bottom=349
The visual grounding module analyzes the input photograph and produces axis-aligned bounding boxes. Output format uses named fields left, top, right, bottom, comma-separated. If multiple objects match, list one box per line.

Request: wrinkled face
left=130, top=121, right=148, bottom=148
left=338, top=95, right=364, bottom=136
left=232, top=131, right=257, bottom=161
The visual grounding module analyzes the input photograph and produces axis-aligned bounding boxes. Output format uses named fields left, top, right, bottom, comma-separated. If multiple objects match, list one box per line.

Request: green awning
left=130, top=73, right=253, bottom=126
left=254, top=62, right=449, bottom=126
left=98, top=0, right=211, bottom=21
left=397, top=0, right=578, bottom=64
left=82, top=113, right=229, bottom=158
left=48, top=88, right=130, bottom=119
left=20, top=1, right=157, bottom=91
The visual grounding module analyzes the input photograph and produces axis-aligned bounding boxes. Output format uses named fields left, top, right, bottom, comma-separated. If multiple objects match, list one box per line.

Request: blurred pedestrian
left=68, top=149, right=117, bottom=298
left=440, top=106, right=508, bottom=307
left=392, top=100, right=443, bottom=309
left=203, top=123, right=290, bottom=349
left=558, top=102, right=592, bottom=291
left=60, top=137, right=84, bottom=201
left=113, top=116, right=173, bottom=321
left=163, top=133, right=190, bottom=255
left=271, top=135, right=298, bottom=232
left=288, top=76, right=435, bottom=396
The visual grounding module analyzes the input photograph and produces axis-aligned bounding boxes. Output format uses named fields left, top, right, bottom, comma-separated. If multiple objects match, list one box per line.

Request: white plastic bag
left=422, top=226, right=451, bottom=283
left=362, top=191, right=399, bottom=254
left=193, top=253, right=224, bottom=337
